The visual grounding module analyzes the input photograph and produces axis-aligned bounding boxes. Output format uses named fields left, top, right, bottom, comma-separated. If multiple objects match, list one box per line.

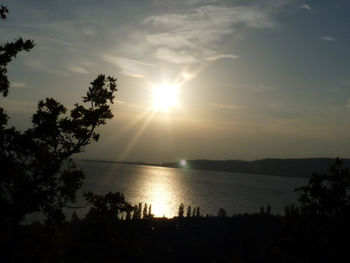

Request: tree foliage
left=0, top=5, right=34, bottom=97
left=84, top=192, right=133, bottom=220
left=0, top=5, right=9, bottom=19
left=296, top=157, right=350, bottom=217
left=0, top=6, right=118, bottom=228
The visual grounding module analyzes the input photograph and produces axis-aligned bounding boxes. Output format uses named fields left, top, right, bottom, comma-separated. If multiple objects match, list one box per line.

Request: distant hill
left=79, top=158, right=350, bottom=178
left=156, top=158, right=350, bottom=178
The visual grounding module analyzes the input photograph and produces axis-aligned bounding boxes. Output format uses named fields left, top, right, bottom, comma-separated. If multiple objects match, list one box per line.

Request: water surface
left=76, top=161, right=307, bottom=217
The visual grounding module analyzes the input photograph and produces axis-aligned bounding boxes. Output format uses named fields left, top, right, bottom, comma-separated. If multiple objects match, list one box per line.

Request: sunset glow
left=4, top=0, right=350, bottom=161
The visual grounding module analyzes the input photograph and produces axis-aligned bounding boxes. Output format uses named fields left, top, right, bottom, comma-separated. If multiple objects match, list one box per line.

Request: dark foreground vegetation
left=0, top=214, right=316, bottom=262
left=1, top=205, right=350, bottom=262
left=1, top=158, right=350, bottom=263
left=1, top=5, right=350, bottom=263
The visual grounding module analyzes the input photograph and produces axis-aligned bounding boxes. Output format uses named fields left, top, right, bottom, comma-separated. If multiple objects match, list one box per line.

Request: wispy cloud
left=22, top=58, right=69, bottom=77
left=11, top=81, right=27, bottom=88
left=68, top=65, right=89, bottom=74
left=205, top=54, right=238, bottom=61
left=321, top=36, right=336, bottom=41
left=104, top=56, right=155, bottom=78
left=47, top=37, right=77, bottom=48
left=143, top=4, right=276, bottom=64
left=154, top=48, right=197, bottom=64
left=299, top=4, right=312, bottom=11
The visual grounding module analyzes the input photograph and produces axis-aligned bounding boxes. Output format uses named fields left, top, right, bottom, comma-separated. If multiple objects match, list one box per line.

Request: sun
left=152, top=83, right=179, bottom=112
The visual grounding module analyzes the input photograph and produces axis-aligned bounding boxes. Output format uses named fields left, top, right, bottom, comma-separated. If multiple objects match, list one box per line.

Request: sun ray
left=114, top=106, right=153, bottom=139
left=117, top=109, right=157, bottom=161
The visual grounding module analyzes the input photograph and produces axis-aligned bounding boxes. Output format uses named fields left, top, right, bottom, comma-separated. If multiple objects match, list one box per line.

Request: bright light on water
left=140, top=167, right=182, bottom=217
left=180, top=160, right=187, bottom=166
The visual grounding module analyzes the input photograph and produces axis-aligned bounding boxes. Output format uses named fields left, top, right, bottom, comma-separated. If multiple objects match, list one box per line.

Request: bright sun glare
left=152, top=83, right=179, bottom=112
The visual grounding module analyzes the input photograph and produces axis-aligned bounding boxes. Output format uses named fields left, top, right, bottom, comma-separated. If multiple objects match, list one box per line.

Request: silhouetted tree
left=186, top=205, right=192, bottom=217
left=195, top=206, right=201, bottom=217
left=178, top=203, right=184, bottom=218
left=284, top=205, right=290, bottom=216
left=70, top=211, right=79, bottom=222
left=138, top=203, right=143, bottom=218
left=0, top=7, right=118, bottom=229
left=132, top=205, right=139, bottom=220
left=126, top=208, right=132, bottom=220
left=84, top=192, right=132, bottom=220
left=132, top=203, right=142, bottom=219
left=148, top=204, right=152, bottom=218
left=279, top=159, right=350, bottom=262
left=218, top=208, right=226, bottom=217
left=284, top=204, right=300, bottom=217
left=0, top=5, right=8, bottom=19
left=143, top=203, right=148, bottom=219
left=0, top=6, right=34, bottom=97
left=260, top=206, right=265, bottom=215
left=296, top=157, right=350, bottom=217
left=266, top=204, right=271, bottom=215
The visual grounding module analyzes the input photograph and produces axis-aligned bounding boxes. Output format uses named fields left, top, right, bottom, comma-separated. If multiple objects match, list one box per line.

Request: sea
left=73, top=161, right=307, bottom=218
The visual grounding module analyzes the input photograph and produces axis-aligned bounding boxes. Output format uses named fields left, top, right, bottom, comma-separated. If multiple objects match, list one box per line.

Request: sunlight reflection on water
left=137, top=167, right=182, bottom=217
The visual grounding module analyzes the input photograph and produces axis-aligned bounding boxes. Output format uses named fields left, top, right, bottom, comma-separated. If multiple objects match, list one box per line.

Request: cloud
left=205, top=54, right=238, bottom=61
left=11, top=81, right=27, bottom=88
left=181, top=72, right=195, bottom=80
left=47, top=37, right=77, bottom=48
left=321, top=36, right=335, bottom=41
left=81, top=27, right=96, bottom=37
left=152, top=0, right=219, bottom=7
left=68, top=65, right=89, bottom=74
left=143, top=4, right=276, bottom=64
left=299, top=4, right=311, bottom=11
left=155, top=48, right=197, bottom=64
left=104, top=56, right=155, bottom=78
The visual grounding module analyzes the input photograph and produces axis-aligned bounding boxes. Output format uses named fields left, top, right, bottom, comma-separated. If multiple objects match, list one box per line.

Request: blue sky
left=1, top=0, right=350, bottom=161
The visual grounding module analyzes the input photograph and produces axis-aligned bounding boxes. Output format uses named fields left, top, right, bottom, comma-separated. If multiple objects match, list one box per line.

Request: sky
left=1, top=0, right=350, bottom=162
